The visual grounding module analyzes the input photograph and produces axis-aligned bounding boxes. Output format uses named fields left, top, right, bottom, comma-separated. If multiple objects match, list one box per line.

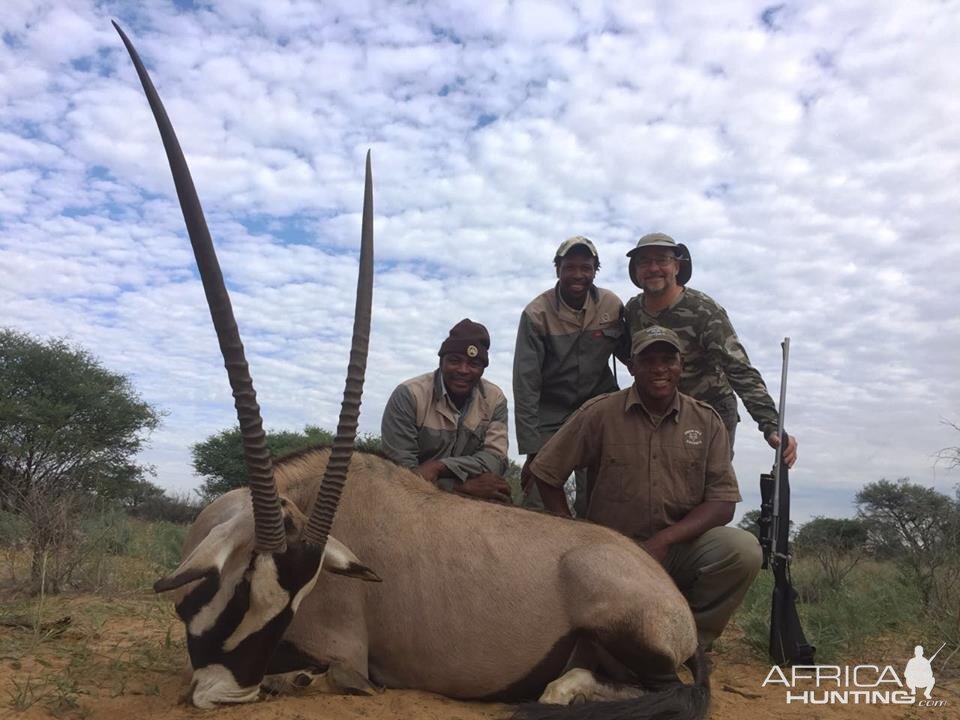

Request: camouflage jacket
left=623, top=287, right=779, bottom=436
left=380, top=370, right=509, bottom=490
left=513, top=284, right=627, bottom=455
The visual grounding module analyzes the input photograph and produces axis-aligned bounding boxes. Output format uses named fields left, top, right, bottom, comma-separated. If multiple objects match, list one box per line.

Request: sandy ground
left=1, top=595, right=956, bottom=720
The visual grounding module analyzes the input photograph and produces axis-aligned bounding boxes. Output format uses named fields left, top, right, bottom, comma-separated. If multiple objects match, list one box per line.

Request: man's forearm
left=415, top=458, right=450, bottom=485
left=649, top=500, right=735, bottom=546
left=535, top=477, right=572, bottom=517
left=440, top=450, right=507, bottom=481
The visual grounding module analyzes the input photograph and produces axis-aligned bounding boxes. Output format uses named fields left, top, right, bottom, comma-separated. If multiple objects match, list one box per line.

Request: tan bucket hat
left=625, top=232, right=692, bottom=287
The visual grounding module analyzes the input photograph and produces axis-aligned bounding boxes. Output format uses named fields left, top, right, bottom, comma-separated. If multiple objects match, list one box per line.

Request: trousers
left=662, top=526, right=762, bottom=645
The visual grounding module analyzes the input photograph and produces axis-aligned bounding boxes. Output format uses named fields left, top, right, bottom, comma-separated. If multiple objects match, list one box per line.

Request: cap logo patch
left=466, top=345, right=479, bottom=358
left=648, top=326, right=666, bottom=336
left=683, top=429, right=703, bottom=445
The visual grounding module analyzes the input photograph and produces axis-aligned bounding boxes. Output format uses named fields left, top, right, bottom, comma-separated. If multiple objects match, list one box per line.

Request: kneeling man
left=531, top=326, right=761, bottom=645
left=381, top=318, right=513, bottom=503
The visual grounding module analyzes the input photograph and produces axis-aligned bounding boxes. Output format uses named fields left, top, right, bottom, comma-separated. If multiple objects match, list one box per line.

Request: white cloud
left=0, top=0, right=957, bottom=524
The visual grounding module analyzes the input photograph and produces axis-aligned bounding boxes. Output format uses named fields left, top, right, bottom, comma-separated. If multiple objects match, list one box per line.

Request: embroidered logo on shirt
left=683, top=429, right=703, bottom=445
left=466, top=345, right=479, bottom=358
left=600, top=312, right=610, bottom=323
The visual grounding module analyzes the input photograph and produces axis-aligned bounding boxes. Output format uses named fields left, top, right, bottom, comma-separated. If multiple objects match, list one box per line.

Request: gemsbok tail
left=512, top=646, right=710, bottom=720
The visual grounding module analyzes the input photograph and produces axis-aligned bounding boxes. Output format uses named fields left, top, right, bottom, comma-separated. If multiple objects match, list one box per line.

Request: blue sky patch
left=760, top=4, right=786, bottom=31
left=474, top=112, right=497, bottom=130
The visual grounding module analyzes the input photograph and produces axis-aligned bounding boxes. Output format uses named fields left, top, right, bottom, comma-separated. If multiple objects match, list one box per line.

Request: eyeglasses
left=633, top=256, right=677, bottom=269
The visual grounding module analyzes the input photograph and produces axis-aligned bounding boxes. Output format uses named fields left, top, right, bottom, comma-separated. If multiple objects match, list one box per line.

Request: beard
left=642, top=275, right=673, bottom=296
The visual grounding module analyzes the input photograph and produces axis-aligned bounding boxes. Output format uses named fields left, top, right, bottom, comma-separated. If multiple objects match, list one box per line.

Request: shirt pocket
left=593, top=325, right=623, bottom=356
left=597, top=443, right=642, bottom=502
left=665, top=443, right=707, bottom=508
left=456, top=422, right=486, bottom=456
left=600, top=325, right=623, bottom=343
left=418, top=426, right=451, bottom=462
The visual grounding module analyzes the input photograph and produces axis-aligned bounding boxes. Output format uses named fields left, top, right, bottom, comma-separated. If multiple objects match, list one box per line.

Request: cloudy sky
left=2, top=0, right=958, bottom=523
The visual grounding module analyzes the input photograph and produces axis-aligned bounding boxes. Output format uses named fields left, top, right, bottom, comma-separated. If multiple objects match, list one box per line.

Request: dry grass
left=1, top=550, right=184, bottom=719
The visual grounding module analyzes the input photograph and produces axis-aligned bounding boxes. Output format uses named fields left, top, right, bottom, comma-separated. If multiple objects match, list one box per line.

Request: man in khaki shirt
left=381, top=319, right=512, bottom=503
left=513, top=236, right=626, bottom=514
left=531, top=325, right=761, bottom=645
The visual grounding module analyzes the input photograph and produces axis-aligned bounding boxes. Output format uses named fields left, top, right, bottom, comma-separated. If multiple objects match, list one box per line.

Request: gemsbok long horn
left=113, top=21, right=286, bottom=554
left=302, top=150, right=373, bottom=552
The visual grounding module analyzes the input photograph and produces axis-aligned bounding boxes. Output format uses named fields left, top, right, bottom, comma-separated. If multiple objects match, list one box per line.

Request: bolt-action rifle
left=757, top=338, right=816, bottom=665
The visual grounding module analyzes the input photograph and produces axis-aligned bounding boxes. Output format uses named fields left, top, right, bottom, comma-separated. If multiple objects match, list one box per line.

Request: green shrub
left=80, top=508, right=133, bottom=556
left=129, top=492, right=202, bottom=524
left=735, top=558, right=925, bottom=663
left=128, top=519, right=188, bottom=571
left=0, top=509, right=29, bottom=547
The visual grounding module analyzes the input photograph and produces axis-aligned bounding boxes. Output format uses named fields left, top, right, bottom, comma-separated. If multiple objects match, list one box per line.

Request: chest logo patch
left=683, top=429, right=703, bottom=446
left=600, top=312, right=610, bottom=323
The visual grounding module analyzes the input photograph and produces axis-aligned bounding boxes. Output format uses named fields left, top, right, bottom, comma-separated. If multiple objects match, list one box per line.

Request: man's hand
left=414, top=459, right=447, bottom=485
left=520, top=454, right=537, bottom=494
left=641, top=534, right=671, bottom=564
left=536, top=477, right=573, bottom=518
left=458, top=472, right=513, bottom=504
left=766, top=432, right=798, bottom=468
left=638, top=501, right=734, bottom=564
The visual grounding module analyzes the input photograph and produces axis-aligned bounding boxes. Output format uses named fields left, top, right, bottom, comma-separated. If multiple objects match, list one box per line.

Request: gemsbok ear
left=154, top=514, right=250, bottom=594
left=322, top=536, right=382, bottom=583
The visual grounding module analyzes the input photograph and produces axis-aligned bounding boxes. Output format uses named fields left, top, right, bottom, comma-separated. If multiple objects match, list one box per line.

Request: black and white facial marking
left=179, top=541, right=325, bottom=708
left=155, top=504, right=380, bottom=709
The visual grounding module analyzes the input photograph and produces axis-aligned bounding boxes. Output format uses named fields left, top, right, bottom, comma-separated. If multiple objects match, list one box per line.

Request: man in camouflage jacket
left=622, top=233, right=798, bottom=465
left=513, top=236, right=628, bottom=513
left=382, top=319, right=513, bottom=502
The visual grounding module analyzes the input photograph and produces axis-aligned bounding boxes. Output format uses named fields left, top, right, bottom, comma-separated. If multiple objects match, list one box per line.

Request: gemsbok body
left=113, top=21, right=709, bottom=719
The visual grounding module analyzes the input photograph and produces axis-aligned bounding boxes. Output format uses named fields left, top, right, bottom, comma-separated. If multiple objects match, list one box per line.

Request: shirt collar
left=624, top=384, right=681, bottom=424
left=432, top=368, right=485, bottom=404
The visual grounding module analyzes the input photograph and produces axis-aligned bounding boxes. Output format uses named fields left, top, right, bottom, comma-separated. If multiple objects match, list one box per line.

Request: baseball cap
left=555, top=235, right=599, bottom=260
left=630, top=325, right=684, bottom=356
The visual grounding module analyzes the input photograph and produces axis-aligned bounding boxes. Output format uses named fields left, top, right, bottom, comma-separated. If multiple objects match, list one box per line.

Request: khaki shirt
left=381, top=370, right=508, bottom=490
left=531, top=386, right=740, bottom=541
left=513, top=285, right=626, bottom=455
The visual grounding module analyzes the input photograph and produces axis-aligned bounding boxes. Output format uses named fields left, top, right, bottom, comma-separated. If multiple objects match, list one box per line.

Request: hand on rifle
left=765, top=432, right=798, bottom=468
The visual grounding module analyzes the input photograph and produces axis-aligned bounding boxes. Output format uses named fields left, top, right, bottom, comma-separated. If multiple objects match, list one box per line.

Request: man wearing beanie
left=530, top=326, right=761, bottom=647
left=623, top=232, right=797, bottom=465
left=381, top=319, right=512, bottom=502
left=513, top=236, right=627, bottom=514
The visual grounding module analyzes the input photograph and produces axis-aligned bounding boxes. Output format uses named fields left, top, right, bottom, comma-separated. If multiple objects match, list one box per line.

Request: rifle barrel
left=771, top=338, right=790, bottom=534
